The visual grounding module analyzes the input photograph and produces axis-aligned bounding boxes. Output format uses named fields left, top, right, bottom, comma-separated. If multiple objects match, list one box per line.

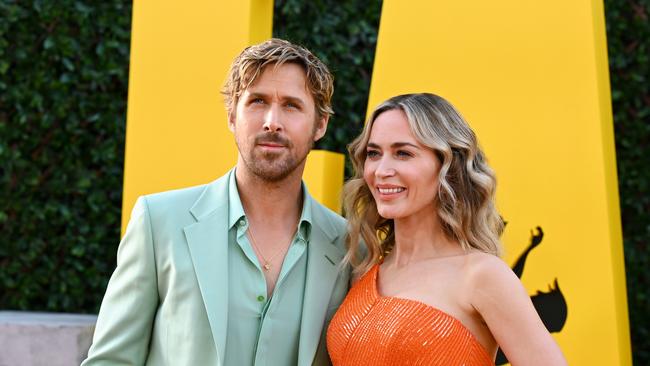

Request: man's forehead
left=243, top=64, right=312, bottom=98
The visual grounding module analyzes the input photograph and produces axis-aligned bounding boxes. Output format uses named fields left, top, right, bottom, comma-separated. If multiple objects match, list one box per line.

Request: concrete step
left=0, top=311, right=96, bottom=366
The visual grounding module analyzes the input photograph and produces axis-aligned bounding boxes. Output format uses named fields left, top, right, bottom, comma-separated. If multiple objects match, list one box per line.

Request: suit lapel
left=181, top=175, right=345, bottom=365
left=298, top=201, right=344, bottom=366
left=183, top=171, right=232, bottom=363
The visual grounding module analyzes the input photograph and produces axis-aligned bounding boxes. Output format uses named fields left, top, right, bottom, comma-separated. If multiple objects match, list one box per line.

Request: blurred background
left=0, top=0, right=647, bottom=363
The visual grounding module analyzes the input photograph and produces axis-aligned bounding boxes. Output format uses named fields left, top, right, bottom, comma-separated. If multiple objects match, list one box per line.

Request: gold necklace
left=247, top=226, right=288, bottom=271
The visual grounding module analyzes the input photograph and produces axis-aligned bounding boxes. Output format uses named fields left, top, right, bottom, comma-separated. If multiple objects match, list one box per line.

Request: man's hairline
left=229, top=61, right=327, bottom=121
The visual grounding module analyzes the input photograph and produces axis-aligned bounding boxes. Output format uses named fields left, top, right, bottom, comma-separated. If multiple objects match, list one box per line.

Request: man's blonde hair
left=222, top=38, right=334, bottom=118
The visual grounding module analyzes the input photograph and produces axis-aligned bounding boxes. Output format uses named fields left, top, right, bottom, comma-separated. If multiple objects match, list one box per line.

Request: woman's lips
left=376, top=184, right=406, bottom=199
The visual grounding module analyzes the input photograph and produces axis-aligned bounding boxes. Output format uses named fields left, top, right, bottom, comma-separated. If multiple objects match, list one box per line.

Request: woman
left=327, top=93, right=566, bottom=365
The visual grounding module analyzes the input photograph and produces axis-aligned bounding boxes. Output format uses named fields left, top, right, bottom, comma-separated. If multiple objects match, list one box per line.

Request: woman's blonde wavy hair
left=343, top=93, right=504, bottom=276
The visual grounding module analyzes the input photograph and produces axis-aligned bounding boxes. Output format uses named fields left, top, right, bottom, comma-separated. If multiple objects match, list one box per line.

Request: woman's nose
left=375, top=157, right=396, bottom=178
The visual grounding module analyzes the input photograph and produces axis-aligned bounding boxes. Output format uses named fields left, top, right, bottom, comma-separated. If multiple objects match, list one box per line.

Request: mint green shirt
left=224, top=172, right=312, bottom=366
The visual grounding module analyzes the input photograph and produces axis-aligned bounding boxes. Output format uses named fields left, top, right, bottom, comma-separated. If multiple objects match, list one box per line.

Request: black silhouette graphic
left=495, top=226, right=567, bottom=365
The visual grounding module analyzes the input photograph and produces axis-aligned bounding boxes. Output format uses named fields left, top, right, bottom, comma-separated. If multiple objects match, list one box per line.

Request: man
left=82, top=38, right=349, bottom=366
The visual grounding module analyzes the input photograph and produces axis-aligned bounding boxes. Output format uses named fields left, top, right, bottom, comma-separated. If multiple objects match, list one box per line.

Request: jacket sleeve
left=82, top=196, right=159, bottom=365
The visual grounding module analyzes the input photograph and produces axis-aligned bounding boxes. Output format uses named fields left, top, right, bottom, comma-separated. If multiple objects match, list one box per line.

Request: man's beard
left=239, top=131, right=314, bottom=182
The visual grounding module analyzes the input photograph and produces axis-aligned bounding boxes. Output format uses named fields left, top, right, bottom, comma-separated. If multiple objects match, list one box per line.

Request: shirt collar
left=228, top=170, right=247, bottom=230
left=228, top=169, right=313, bottom=239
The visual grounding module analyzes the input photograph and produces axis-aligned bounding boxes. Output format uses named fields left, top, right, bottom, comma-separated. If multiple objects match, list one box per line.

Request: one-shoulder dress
left=327, top=264, right=494, bottom=366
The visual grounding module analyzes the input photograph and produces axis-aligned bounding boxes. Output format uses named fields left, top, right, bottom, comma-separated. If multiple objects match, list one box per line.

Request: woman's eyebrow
left=366, top=142, right=420, bottom=149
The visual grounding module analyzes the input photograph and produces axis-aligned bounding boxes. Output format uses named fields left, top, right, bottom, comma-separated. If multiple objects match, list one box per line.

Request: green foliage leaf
left=0, top=0, right=130, bottom=313
left=273, top=0, right=383, bottom=177
left=605, top=0, right=650, bottom=364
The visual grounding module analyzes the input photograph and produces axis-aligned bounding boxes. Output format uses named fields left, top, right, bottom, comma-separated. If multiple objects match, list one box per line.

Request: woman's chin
left=377, top=208, right=403, bottom=220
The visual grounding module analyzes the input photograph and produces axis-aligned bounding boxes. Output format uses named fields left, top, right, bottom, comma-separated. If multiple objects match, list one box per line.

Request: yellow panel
left=303, top=150, right=345, bottom=214
left=121, top=1, right=272, bottom=232
left=369, top=1, right=630, bottom=364
left=122, top=1, right=343, bottom=231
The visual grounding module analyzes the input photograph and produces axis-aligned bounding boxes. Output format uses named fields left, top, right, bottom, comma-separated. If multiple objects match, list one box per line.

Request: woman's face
left=363, top=109, right=441, bottom=221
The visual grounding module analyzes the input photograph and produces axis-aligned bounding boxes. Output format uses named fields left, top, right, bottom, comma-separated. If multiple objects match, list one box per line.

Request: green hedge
left=274, top=0, right=382, bottom=173
left=605, top=0, right=650, bottom=364
left=0, top=0, right=647, bottom=364
left=0, top=1, right=130, bottom=312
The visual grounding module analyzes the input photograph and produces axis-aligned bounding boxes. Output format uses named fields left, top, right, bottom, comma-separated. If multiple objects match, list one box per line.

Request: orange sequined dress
left=327, top=264, right=494, bottom=366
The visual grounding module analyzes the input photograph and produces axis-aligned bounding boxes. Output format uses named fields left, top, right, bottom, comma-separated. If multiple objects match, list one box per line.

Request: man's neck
left=235, top=163, right=304, bottom=226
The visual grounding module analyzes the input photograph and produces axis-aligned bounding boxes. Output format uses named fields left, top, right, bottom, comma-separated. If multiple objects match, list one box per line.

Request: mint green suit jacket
left=82, top=170, right=350, bottom=366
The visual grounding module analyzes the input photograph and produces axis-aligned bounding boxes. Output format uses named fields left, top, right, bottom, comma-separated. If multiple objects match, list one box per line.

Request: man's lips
left=257, top=142, right=287, bottom=153
left=254, top=133, right=290, bottom=149
left=258, top=142, right=286, bottom=148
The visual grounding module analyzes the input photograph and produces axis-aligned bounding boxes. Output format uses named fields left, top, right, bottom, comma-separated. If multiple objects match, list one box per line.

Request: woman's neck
left=387, top=211, right=464, bottom=268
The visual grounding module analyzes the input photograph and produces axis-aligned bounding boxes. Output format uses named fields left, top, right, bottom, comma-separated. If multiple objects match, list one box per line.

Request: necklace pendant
left=263, top=263, right=271, bottom=271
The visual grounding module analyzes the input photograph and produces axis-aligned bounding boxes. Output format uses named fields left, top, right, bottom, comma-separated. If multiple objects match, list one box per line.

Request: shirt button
left=257, top=295, right=265, bottom=302
left=238, top=219, right=246, bottom=227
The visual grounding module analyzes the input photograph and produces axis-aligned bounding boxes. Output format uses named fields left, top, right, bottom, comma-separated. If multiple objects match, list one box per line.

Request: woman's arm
left=469, top=255, right=567, bottom=366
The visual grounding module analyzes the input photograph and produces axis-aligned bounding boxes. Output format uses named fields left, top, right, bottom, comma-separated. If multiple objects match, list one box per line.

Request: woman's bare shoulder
left=462, top=252, right=521, bottom=295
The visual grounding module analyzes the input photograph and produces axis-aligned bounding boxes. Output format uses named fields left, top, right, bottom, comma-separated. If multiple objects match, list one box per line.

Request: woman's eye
left=366, top=150, right=380, bottom=158
left=396, top=150, right=413, bottom=158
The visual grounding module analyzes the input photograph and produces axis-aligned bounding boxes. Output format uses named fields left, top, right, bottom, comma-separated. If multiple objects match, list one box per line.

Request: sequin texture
left=327, top=264, right=494, bottom=366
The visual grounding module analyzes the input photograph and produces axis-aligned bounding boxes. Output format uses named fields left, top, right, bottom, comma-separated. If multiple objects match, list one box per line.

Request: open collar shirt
left=224, top=171, right=312, bottom=366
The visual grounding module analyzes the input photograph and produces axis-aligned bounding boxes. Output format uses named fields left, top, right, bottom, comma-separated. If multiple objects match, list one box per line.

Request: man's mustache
left=255, top=133, right=292, bottom=148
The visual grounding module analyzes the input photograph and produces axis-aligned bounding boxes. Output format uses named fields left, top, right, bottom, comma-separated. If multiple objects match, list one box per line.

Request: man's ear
left=313, top=114, right=330, bottom=142
left=227, top=110, right=236, bottom=132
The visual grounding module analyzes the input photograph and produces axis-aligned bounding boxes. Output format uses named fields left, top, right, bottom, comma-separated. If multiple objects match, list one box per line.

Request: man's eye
left=251, top=98, right=265, bottom=104
left=286, top=102, right=299, bottom=109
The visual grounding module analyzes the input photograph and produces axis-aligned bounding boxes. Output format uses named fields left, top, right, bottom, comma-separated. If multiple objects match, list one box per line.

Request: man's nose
left=263, top=104, right=282, bottom=132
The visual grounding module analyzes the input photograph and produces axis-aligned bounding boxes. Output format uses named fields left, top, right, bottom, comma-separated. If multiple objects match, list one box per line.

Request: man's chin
left=248, top=161, right=296, bottom=182
left=243, top=151, right=309, bottom=182
left=255, top=169, right=292, bottom=182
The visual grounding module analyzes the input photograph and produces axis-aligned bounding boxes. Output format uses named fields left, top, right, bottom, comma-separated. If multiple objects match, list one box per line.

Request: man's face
left=229, top=63, right=328, bottom=182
